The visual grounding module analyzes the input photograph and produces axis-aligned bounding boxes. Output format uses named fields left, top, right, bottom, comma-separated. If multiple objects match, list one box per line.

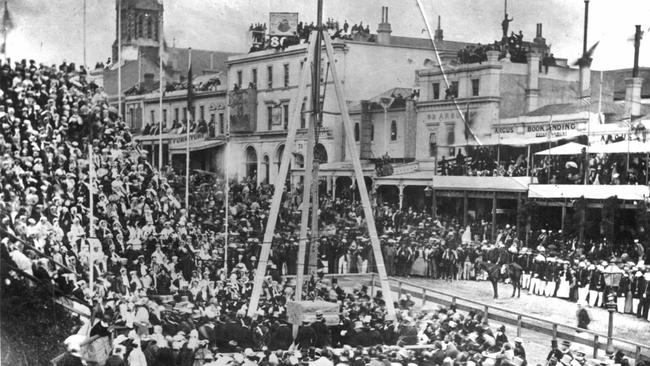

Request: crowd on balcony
left=0, top=58, right=646, bottom=366
left=139, top=118, right=216, bottom=137
left=437, top=149, right=529, bottom=177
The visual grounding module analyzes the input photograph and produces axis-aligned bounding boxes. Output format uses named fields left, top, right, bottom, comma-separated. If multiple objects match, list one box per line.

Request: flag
left=2, top=1, right=13, bottom=33
left=187, top=49, right=193, bottom=117
left=1, top=0, right=14, bottom=54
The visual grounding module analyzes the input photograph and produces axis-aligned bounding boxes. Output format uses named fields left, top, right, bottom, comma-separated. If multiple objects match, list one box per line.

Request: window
left=199, top=105, right=205, bottom=121
left=267, top=65, right=273, bottom=89
left=432, top=82, right=440, bottom=100
left=370, top=123, right=374, bottom=141
left=429, top=132, right=437, bottom=157
left=471, top=79, right=480, bottom=96
left=390, top=120, right=397, bottom=141
left=267, top=106, right=273, bottom=130
left=150, top=110, right=155, bottom=124
left=252, top=68, right=257, bottom=87
left=182, top=107, right=187, bottom=120
left=300, top=103, right=306, bottom=129
left=283, top=64, right=290, bottom=87
left=283, top=104, right=289, bottom=129
left=219, top=113, right=224, bottom=134
left=237, top=70, right=243, bottom=88
left=174, top=108, right=179, bottom=122
left=163, top=109, right=167, bottom=124
left=451, top=81, right=459, bottom=98
left=354, top=123, right=360, bottom=141
left=210, top=113, right=215, bottom=122
left=446, top=124, right=455, bottom=145
left=146, top=16, right=153, bottom=39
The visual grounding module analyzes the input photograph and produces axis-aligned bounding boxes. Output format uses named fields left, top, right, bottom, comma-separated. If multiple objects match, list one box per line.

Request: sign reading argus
left=269, top=12, right=299, bottom=37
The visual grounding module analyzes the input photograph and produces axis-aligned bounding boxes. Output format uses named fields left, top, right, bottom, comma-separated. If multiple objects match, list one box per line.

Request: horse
left=476, top=260, right=523, bottom=299
left=440, top=247, right=458, bottom=281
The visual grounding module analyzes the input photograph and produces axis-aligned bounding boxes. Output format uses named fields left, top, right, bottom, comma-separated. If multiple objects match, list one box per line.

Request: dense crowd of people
left=436, top=140, right=650, bottom=185
left=0, top=57, right=647, bottom=366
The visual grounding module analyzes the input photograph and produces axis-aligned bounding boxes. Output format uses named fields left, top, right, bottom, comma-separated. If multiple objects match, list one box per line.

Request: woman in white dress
left=410, top=245, right=428, bottom=277
left=556, top=260, right=572, bottom=299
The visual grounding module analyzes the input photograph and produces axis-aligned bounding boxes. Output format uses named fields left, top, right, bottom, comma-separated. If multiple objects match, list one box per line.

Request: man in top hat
left=588, top=263, right=606, bottom=307
left=576, top=261, right=591, bottom=305
left=311, top=310, right=331, bottom=348
left=294, top=318, right=317, bottom=350
left=547, top=340, right=563, bottom=362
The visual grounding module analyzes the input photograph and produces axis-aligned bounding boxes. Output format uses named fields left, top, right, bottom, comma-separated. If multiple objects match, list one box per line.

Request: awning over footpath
left=170, top=139, right=225, bottom=154
left=375, top=172, right=531, bottom=192
left=535, top=142, right=587, bottom=156
left=588, top=140, right=650, bottom=154
left=528, top=184, right=649, bottom=201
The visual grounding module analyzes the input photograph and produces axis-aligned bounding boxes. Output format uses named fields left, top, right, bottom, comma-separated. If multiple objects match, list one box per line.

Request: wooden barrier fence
left=387, top=276, right=649, bottom=362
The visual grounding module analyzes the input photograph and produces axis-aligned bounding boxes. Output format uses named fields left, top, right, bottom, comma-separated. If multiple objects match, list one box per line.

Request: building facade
left=226, top=10, right=473, bottom=187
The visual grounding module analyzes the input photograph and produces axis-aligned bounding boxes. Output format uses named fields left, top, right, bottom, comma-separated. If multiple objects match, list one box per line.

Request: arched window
left=390, top=120, right=397, bottom=141
left=354, top=123, right=360, bottom=142
left=146, top=15, right=153, bottom=39
left=245, top=146, right=258, bottom=179
left=314, top=143, right=328, bottom=163
left=137, top=14, right=144, bottom=38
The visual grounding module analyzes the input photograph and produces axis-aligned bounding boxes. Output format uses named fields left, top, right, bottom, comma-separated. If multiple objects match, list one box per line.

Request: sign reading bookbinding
left=269, top=12, right=299, bottom=37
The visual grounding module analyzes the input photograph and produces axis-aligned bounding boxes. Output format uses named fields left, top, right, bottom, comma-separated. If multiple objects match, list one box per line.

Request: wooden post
left=560, top=198, right=566, bottom=235
left=431, top=188, right=437, bottom=218
left=552, top=324, right=558, bottom=341
left=491, top=191, right=497, bottom=240
left=517, top=315, right=522, bottom=337
left=323, top=31, right=396, bottom=320
left=451, top=296, right=456, bottom=307
left=593, top=335, right=599, bottom=358
left=294, top=75, right=316, bottom=312
left=370, top=273, right=375, bottom=296
left=635, top=346, right=641, bottom=363
left=422, top=288, right=427, bottom=306
left=484, top=305, right=489, bottom=320
left=463, top=191, right=469, bottom=227
left=247, top=32, right=317, bottom=319
left=398, top=281, right=403, bottom=297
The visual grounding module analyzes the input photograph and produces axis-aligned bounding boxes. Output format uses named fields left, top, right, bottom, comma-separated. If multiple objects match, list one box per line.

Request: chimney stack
left=625, top=25, right=643, bottom=117
left=376, top=6, right=392, bottom=45
left=434, top=15, right=443, bottom=41
left=533, top=23, right=546, bottom=46
left=526, top=52, right=540, bottom=113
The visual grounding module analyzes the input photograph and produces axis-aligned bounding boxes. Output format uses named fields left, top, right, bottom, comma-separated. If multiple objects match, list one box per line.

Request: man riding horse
left=477, top=243, right=523, bottom=299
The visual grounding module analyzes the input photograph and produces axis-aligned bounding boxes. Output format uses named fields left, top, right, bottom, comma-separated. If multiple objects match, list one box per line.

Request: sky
left=5, top=0, right=650, bottom=71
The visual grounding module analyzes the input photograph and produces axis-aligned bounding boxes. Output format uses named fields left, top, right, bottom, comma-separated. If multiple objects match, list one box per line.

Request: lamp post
left=424, top=186, right=433, bottom=216
left=602, top=265, right=623, bottom=350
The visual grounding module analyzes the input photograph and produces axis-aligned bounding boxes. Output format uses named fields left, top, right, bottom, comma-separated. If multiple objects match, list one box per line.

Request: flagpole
left=117, top=0, right=122, bottom=119
left=224, top=96, right=230, bottom=272
left=158, top=12, right=164, bottom=173
left=88, top=118, right=96, bottom=312
left=2, top=0, right=9, bottom=62
left=83, top=0, right=87, bottom=69
left=546, top=115, right=553, bottom=184
left=185, top=47, right=192, bottom=210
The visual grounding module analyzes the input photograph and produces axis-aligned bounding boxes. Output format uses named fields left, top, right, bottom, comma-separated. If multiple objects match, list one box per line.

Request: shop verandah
left=373, top=173, right=530, bottom=240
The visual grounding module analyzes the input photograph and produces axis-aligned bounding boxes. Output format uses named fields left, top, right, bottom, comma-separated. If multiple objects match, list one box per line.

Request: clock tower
left=112, top=0, right=163, bottom=63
